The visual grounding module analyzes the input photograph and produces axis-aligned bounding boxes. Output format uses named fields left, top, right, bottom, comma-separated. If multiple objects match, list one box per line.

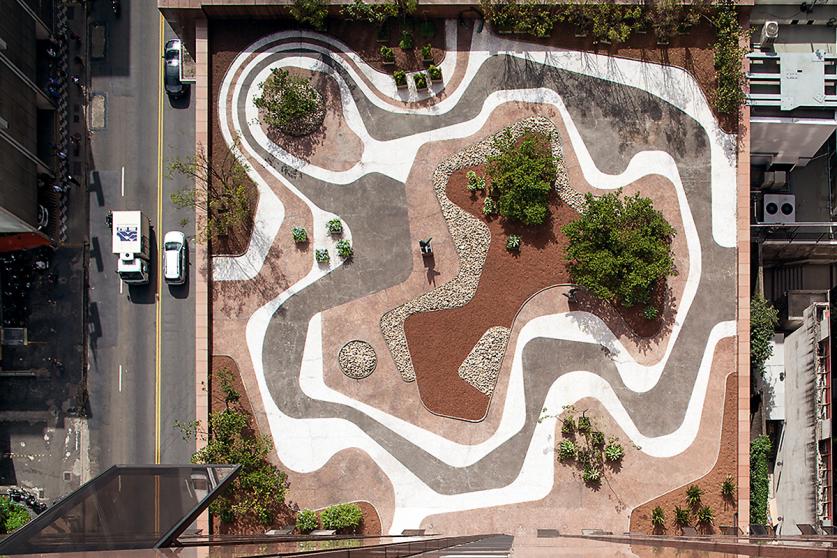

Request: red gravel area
left=629, top=372, right=738, bottom=536
left=404, top=164, right=578, bottom=421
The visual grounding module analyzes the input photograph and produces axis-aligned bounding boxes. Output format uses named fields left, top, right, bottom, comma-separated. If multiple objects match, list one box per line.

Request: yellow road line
left=155, top=13, right=164, bottom=466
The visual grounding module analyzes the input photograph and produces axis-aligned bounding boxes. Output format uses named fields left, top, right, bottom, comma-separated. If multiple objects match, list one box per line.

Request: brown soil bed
left=629, top=372, right=738, bottom=535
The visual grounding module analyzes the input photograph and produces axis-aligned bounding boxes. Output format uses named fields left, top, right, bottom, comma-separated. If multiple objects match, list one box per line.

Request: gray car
left=163, top=39, right=187, bottom=99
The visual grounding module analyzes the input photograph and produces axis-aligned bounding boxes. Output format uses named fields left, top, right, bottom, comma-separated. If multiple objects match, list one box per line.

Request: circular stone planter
left=338, top=340, right=377, bottom=379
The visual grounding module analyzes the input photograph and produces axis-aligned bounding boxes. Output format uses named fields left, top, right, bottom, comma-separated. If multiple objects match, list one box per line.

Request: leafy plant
left=399, top=30, right=414, bottom=49
left=561, top=416, right=576, bottom=435
left=482, top=0, right=560, bottom=37
left=341, top=0, right=398, bottom=23
left=0, top=498, right=30, bottom=533
left=315, top=248, right=330, bottom=263
left=576, top=412, right=591, bottom=434
left=506, top=234, right=521, bottom=252
left=685, top=484, right=703, bottom=507
left=563, top=190, right=676, bottom=308
left=604, top=441, right=624, bottom=462
left=557, top=439, right=577, bottom=461
left=696, top=505, right=714, bottom=526
left=421, top=43, right=432, bottom=60
left=336, top=239, right=353, bottom=259
left=482, top=197, right=498, bottom=216
left=296, top=509, right=319, bottom=533
left=379, top=45, right=395, bottom=62
left=589, top=430, right=605, bottom=448
left=721, top=474, right=736, bottom=499
left=466, top=170, right=485, bottom=192
left=643, top=305, right=659, bottom=321
left=393, top=69, right=407, bottom=87
left=320, top=503, right=363, bottom=533
left=712, top=0, right=746, bottom=116
left=582, top=464, right=602, bottom=485
left=254, top=68, right=322, bottom=136
left=326, top=218, right=343, bottom=235
left=486, top=132, right=556, bottom=225
left=750, top=435, right=772, bottom=525
left=651, top=506, right=666, bottom=529
left=289, top=0, right=328, bottom=30
left=292, top=226, right=308, bottom=243
left=413, top=72, right=428, bottom=89
left=751, top=293, right=778, bottom=376
left=590, top=3, right=642, bottom=43
left=428, top=64, right=442, bottom=81
left=673, top=505, right=691, bottom=527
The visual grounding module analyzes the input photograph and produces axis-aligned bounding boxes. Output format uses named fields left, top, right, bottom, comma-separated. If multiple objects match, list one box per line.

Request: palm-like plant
left=696, top=505, right=714, bottom=526
left=673, top=505, right=690, bottom=527
left=557, top=439, right=577, bottom=461
left=651, top=506, right=666, bottom=529
left=685, top=484, right=703, bottom=507
left=721, top=475, right=735, bottom=499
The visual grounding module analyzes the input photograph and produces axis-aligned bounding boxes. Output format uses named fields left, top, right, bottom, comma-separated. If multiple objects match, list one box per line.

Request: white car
left=163, top=231, right=187, bottom=285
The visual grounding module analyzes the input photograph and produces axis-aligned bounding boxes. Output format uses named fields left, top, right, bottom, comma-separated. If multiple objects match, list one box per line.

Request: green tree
left=169, top=140, right=251, bottom=243
left=255, top=68, right=322, bottom=136
left=341, top=0, right=398, bottom=23
left=562, top=190, right=676, bottom=308
left=750, top=435, right=772, bottom=525
left=485, top=132, right=556, bottom=226
left=750, top=293, right=779, bottom=376
left=289, top=0, right=329, bottom=30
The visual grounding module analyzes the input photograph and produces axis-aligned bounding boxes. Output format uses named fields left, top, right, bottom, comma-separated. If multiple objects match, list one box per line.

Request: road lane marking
left=119, top=278, right=123, bottom=294
left=118, top=365, right=123, bottom=392
left=121, top=166, right=125, bottom=197
left=155, top=13, right=164, bottom=465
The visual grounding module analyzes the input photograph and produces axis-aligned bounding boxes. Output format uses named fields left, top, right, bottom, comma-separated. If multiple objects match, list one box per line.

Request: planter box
left=382, top=60, right=395, bottom=67
left=422, top=57, right=434, bottom=65
left=395, top=81, right=408, bottom=89
left=574, top=32, right=588, bottom=38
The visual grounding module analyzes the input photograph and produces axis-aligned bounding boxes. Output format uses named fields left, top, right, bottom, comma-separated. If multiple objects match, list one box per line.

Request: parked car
left=163, top=231, right=187, bottom=285
left=163, top=39, right=187, bottom=99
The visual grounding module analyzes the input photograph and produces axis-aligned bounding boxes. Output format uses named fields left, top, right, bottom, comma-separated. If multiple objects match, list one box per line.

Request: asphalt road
left=87, top=0, right=196, bottom=474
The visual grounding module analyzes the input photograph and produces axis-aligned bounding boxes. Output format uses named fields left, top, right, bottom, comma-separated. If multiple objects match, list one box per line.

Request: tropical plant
left=751, top=293, right=778, bottom=376
left=582, top=464, right=602, bottom=485
left=643, top=305, right=659, bottom=321
left=296, top=509, right=319, bottom=533
left=557, top=439, right=577, bottom=461
left=169, top=140, right=251, bottom=243
left=721, top=474, right=736, bottom=499
left=483, top=197, right=498, bottom=216
left=379, top=45, right=395, bottom=62
left=336, top=239, right=353, bottom=259
left=421, top=43, right=432, bottom=60
left=561, top=415, right=576, bottom=435
left=750, top=435, right=772, bottom=525
left=315, top=248, right=330, bottom=263
left=254, top=68, right=322, bottom=135
left=428, top=64, right=442, bottom=81
left=686, top=484, right=703, bottom=507
left=651, top=506, right=666, bottom=529
left=466, top=170, right=485, bottom=192
left=326, top=218, right=343, bottom=235
left=576, top=412, right=592, bottom=433
left=341, top=0, right=399, bottom=23
left=320, top=503, right=363, bottom=533
left=292, top=226, right=308, bottom=243
left=486, top=132, right=556, bottom=225
left=673, top=505, right=691, bottom=527
left=506, top=234, right=521, bottom=252
left=399, top=30, right=414, bottom=49
left=590, top=430, right=605, bottom=448
left=393, top=69, right=407, bottom=87
left=563, top=190, right=676, bottom=308
left=413, top=72, right=428, bottom=89
left=289, top=0, right=328, bottom=30
left=696, top=505, right=714, bottom=526
left=604, top=441, right=624, bottom=462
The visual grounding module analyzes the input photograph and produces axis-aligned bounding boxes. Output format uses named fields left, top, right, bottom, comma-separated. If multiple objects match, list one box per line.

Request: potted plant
left=291, top=226, right=308, bottom=244
left=326, top=217, right=344, bottom=235
left=421, top=43, right=433, bottom=63
left=380, top=45, right=395, bottom=65
left=393, top=69, right=407, bottom=89
left=413, top=72, right=428, bottom=90
left=315, top=249, right=330, bottom=263
left=427, top=64, right=442, bottom=84
left=336, top=239, right=353, bottom=259
left=399, top=30, right=414, bottom=50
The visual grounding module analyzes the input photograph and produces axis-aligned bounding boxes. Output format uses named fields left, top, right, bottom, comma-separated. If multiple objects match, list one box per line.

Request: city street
left=87, top=0, right=196, bottom=473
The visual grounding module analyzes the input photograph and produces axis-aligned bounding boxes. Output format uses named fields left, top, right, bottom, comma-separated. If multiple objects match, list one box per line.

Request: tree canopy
left=254, top=68, right=323, bottom=136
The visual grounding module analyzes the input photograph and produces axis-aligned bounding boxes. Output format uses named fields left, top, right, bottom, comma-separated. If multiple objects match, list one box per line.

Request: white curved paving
left=214, top=24, right=738, bottom=532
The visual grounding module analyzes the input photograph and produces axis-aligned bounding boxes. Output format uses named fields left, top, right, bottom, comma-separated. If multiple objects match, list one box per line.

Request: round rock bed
left=338, top=340, right=377, bottom=379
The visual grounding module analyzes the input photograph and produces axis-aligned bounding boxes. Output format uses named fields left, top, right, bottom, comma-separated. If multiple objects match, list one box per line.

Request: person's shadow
left=423, top=253, right=440, bottom=286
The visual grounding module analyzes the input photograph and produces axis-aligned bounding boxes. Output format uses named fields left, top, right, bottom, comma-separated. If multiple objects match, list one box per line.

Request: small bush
left=582, top=464, right=602, bottom=485
left=379, top=45, right=394, bottom=62
left=577, top=413, right=592, bottom=434
left=590, top=430, right=605, bottom=448
left=561, top=416, right=575, bottom=435
left=336, top=239, right=353, bottom=259
left=428, top=64, right=442, bottom=81
left=315, top=249, right=330, bottom=263
left=506, top=235, right=521, bottom=252
left=721, top=474, right=736, bottom=499
left=604, top=441, right=624, bottom=462
left=421, top=43, right=432, bottom=60
left=393, top=70, right=407, bottom=87
left=292, top=226, right=308, bottom=243
left=320, top=503, right=363, bottom=533
left=289, top=0, right=328, bottom=30
left=557, top=439, right=577, bottom=461
left=326, top=218, right=343, bottom=235
left=399, top=30, right=414, bottom=49
left=751, top=293, right=779, bottom=376
left=673, top=505, right=690, bottom=527
left=651, top=506, right=666, bottom=528
left=483, top=197, right=498, bottom=216
left=341, top=0, right=399, bottom=23
left=296, top=509, right=318, bottom=534
left=686, top=484, right=703, bottom=507
left=413, top=72, right=428, bottom=89
left=750, top=435, right=772, bottom=525
left=643, top=305, right=658, bottom=321
left=0, top=498, right=30, bottom=533
left=696, top=505, right=714, bottom=526
left=467, top=171, right=486, bottom=192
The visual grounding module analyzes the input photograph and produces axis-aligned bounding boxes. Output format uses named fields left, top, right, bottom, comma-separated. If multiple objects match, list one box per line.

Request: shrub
left=561, top=416, right=576, bottom=435
left=481, top=0, right=560, bottom=37
left=413, top=72, right=428, bottom=89
left=751, top=294, right=778, bottom=376
left=341, top=0, right=399, bottom=23
left=486, top=132, right=556, bottom=225
left=421, top=43, right=432, bottom=60
left=712, top=0, right=746, bottom=116
left=506, top=234, right=521, bottom=252
left=721, top=474, right=736, bottom=499
left=750, top=435, right=772, bottom=525
left=0, top=498, right=30, bottom=533
left=379, top=45, right=395, bottom=62
left=557, top=439, right=577, bottom=461
left=315, top=248, right=330, bottom=263
left=589, top=430, right=605, bottom=448
left=483, top=197, right=498, bottom=216
left=336, top=239, right=353, bottom=259
left=320, top=503, right=363, bottom=533
left=651, top=506, right=666, bottom=529
left=685, top=484, right=703, bottom=507
left=292, top=226, right=308, bottom=243
left=582, top=464, right=602, bottom=485
left=576, top=412, right=591, bottom=434
left=399, top=30, right=414, bottom=49
left=643, top=305, right=658, bottom=321
left=604, top=441, right=624, bottom=462
left=562, top=190, right=676, bottom=308
left=254, top=68, right=322, bottom=136
left=673, top=506, right=690, bottom=527
left=590, top=3, right=642, bottom=43
left=467, top=171, right=486, bottom=192
left=296, top=509, right=319, bottom=533
left=696, top=505, right=714, bottom=526
left=289, top=0, right=328, bottom=30
left=326, top=218, right=343, bottom=235
left=393, top=69, right=407, bottom=87
left=428, top=64, right=442, bottom=81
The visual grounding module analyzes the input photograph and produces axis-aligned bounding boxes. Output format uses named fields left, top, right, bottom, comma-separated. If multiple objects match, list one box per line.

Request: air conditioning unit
left=761, top=170, right=788, bottom=189
left=761, top=21, right=779, bottom=49
left=763, top=193, right=796, bottom=223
